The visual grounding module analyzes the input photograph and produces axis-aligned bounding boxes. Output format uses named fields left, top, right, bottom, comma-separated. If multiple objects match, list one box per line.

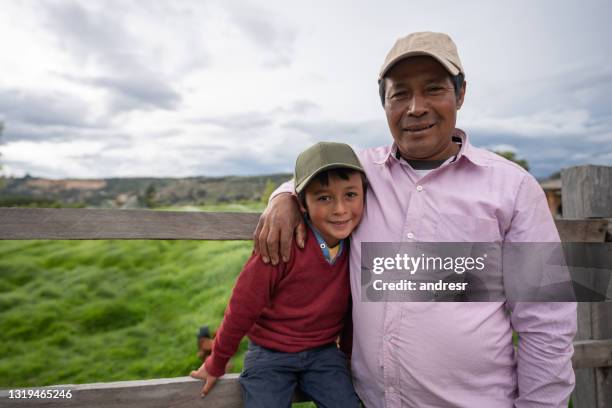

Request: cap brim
left=295, top=163, right=365, bottom=194
left=379, top=51, right=461, bottom=79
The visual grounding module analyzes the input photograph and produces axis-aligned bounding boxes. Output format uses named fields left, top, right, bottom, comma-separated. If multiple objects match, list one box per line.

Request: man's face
left=304, top=171, right=364, bottom=247
left=383, top=56, right=465, bottom=161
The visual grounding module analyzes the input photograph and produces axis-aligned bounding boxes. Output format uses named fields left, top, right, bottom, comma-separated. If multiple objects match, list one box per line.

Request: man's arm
left=505, top=174, right=577, bottom=407
left=253, top=180, right=306, bottom=265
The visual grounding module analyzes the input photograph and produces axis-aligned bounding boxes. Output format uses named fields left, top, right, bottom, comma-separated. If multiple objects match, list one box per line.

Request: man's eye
left=427, top=86, right=445, bottom=94
left=390, top=91, right=408, bottom=100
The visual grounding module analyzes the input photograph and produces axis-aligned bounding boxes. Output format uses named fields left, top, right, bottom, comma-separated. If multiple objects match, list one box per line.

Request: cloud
left=189, top=99, right=321, bottom=131
left=469, top=129, right=612, bottom=178
left=193, top=112, right=273, bottom=130
left=223, top=0, right=297, bottom=68
left=284, top=100, right=320, bottom=115
left=38, top=1, right=200, bottom=114
left=40, top=1, right=141, bottom=73
left=0, top=89, right=94, bottom=130
left=283, top=118, right=389, bottom=149
left=463, top=109, right=605, bottom=139
left=68, top=75, right=182, bottom=112
left=0, top=88, right=108, bottom=144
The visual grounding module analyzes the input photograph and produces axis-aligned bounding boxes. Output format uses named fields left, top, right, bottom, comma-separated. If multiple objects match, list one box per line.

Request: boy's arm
left=204, top=253, right=285, bottom=377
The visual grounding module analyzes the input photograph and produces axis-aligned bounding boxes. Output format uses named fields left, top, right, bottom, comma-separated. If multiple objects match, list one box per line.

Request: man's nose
left=407, top=93, right=427, bottom=116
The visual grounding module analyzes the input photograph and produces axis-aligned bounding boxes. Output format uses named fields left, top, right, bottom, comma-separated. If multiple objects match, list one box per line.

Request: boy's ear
left=295, top=191, right=307, bottom=214
left=298, top=200, right=307, bottom=214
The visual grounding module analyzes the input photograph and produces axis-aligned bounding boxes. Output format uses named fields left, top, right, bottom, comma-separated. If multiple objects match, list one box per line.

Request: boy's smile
left=303, top=172, right=365, bottom=248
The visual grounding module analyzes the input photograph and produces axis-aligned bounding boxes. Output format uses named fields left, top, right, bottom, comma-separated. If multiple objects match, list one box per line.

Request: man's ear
left=456, top=80, right=466, bottom=110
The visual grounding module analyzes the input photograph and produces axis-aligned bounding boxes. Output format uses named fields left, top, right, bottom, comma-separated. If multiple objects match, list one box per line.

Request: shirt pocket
left=434, top=213, right=502, bottom=242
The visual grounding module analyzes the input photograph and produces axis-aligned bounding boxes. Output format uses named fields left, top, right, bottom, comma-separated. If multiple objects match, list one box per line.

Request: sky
left=0, top=0, right=611, bottom=179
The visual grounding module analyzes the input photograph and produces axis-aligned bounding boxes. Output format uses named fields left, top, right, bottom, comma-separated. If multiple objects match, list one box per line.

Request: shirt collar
left=305, top=217, right=344, bottom=264
left=373, top=128, right=488, bottom=167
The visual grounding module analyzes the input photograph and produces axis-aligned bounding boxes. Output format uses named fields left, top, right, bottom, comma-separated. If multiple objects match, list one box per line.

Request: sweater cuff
left=204, top=353, right=228, bottom=378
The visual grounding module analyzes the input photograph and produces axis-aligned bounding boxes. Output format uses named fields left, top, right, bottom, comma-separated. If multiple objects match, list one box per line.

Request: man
left=255, top=32, right=576, bottom=407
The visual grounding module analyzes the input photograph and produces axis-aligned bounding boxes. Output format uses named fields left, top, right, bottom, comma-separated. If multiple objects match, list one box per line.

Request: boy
left=190, top=142, right=365, bottom=407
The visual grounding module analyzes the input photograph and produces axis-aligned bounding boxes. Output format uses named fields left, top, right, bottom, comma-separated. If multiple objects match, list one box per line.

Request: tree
left=493, top=150, right=529, bottom=172
left=143, top=183, right=157, bottom=208
left=261, top=179, right=277, bottom=204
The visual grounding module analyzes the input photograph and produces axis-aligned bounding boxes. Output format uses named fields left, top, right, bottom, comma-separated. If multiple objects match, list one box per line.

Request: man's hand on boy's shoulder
left=254, top=192, right=306, bottom=265
left=190, top=362, right=219, bottom=397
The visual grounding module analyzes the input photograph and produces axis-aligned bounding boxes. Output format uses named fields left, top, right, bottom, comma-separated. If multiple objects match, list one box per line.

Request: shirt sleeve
left=205, top=252, right=285, bottom=377
left=505, top=174, right=577, bottom=407
left=269, top=179, right=295, bottom=202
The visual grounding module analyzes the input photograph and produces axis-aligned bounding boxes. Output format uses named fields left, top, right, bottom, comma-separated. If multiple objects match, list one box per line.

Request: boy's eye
left=317, top=195, right=331, bottom=202
left=346, top=191, right=359, bottom=198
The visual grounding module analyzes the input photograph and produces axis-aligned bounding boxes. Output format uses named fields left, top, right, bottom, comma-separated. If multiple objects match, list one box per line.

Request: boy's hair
left=298, top=168, right=367, bottom=211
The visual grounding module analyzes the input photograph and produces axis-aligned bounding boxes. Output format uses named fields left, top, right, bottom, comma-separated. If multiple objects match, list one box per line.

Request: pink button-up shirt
left=275, top=129, right=576, bottom=407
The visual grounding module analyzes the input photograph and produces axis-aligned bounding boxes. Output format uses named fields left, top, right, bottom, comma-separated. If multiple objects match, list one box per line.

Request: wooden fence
left=0, top=164, right=611, bottom=407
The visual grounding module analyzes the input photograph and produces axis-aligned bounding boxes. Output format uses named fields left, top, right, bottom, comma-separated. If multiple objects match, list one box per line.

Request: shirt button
left=416, top=185, right=423, bottom=191
left=406, top=232, right=414, bottom=239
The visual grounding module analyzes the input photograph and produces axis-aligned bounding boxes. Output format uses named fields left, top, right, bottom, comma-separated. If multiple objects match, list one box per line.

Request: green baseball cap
left=294, top=142, right=364, bottom=194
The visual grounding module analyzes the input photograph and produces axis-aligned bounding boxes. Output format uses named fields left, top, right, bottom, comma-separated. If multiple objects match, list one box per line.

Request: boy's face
left=303, top=171, right=365, bottom=247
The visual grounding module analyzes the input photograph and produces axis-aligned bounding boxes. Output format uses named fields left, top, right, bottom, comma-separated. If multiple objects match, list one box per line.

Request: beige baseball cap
left=379, top=31, right=464, bottom=80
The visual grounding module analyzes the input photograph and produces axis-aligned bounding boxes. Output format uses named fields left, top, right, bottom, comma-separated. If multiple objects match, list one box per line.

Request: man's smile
left=403, top=123, right=436, bottom=133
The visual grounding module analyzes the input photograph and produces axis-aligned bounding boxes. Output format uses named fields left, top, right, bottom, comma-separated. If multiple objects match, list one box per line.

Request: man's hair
left=378, top=72, right=465, bottom=107
left=298, top=168, right=367, bottom=211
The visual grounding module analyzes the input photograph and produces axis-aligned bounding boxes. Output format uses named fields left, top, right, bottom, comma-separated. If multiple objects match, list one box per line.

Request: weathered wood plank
left=562, top=165, right=612, bottom=219
left=555, top=219, right=608, bottom=242
left=572, top=339, right=612, bottom=369
left=0, top=208, right=261, bottom=240
left=0, top=375, right=307, bottom=408
left=563, top=165, right=612, bottom=408
left=1, top=208, right=607, bottom=243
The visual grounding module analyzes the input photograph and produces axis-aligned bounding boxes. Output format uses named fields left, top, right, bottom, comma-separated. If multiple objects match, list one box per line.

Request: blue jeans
left=239, top=342, right=361, bottom=408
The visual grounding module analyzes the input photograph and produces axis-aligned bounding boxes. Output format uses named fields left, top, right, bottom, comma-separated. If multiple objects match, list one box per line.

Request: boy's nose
left=333, top=200, right=347, bottom=214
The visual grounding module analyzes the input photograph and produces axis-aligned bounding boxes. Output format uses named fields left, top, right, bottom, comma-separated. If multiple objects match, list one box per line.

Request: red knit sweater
left=205, top=227, right=352, bottom=377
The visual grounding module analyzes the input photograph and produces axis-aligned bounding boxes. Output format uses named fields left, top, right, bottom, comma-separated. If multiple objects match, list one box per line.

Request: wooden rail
left=0, top=207, right=607, bottom=242
left=0, top=339, right=610, bottom=408
left=0, top=208, right=260, bottom=240
left=0, top=374, right=305, bottom=408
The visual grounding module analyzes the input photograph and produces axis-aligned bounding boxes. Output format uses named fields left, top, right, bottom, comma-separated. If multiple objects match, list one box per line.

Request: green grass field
left=0, top=238, right=253, bottom=387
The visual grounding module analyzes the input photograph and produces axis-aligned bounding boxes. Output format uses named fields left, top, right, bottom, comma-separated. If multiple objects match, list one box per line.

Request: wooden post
left=563, top=165, right=612, bottom=408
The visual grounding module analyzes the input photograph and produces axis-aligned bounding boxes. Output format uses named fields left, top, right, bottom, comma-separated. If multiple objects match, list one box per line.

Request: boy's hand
left=190, top=363, right=219, bottom=397
left=254, top=193, right=305, bottom=265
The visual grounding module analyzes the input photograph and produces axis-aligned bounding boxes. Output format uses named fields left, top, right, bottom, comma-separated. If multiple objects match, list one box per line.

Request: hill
left=0, top=174, right=292, bottom=208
